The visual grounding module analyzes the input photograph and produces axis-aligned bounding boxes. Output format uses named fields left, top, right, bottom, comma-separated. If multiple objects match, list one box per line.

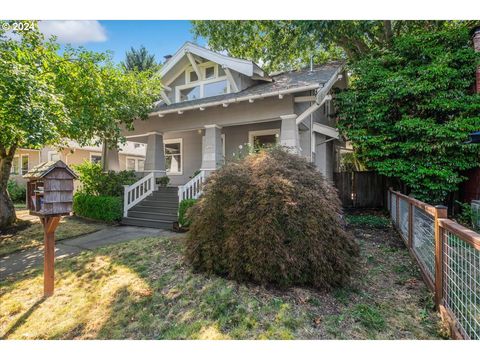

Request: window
left=188, top=70, right=198, bottom=83
left=90, top=153, right=102, bottom=164
left=179, top=85, right=201, bottom=102
left=11, top=156, right=19, bottom=175
left=138, top=159, right=145, bottom=172
left=126, top=158, right=136, bottom=171
left=205, top=66, right=215, bottom=79
left=21, top=155, right=29, bottom=175
left=164, top=139, right=182, bottom=174
left=126, top=157, right=145, bottom=171
left=204, top=80, right=228, bottom=98
left=248, top=129, right=280, bottom=150
left=218, top=66, right=226, bottom=77
left=48, top=151, right=60, bottom=162
left=133, top=143, right=144, bottom=149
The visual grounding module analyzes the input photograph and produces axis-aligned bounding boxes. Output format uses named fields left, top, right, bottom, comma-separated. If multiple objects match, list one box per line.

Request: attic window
left=205, top=66, right=215, bottom=79
left=218, top=66, right=226, bottom=77
left=188, top=70, right=198, bottom=83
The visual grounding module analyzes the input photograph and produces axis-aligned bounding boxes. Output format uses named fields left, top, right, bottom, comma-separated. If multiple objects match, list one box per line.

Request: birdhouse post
left=23, top=160, right=77, bottom=297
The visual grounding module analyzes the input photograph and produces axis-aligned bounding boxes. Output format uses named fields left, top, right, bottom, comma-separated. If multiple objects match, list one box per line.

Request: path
left=0, top=226, right=177, bottom=280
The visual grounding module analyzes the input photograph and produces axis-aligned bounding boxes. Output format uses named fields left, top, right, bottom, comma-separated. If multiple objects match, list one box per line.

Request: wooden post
left=408, top=202, right=414, bottom=249
left=42, top=216, right=61, bottom=297
left=434, top=205, right=448, bottom=308
left=395, top=192, right=400, bottom=228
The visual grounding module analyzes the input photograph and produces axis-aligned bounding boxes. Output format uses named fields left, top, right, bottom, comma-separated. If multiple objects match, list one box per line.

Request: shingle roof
left=153, top=61, right=344, bottom=113
left=23, top=160, right=77, bottom=179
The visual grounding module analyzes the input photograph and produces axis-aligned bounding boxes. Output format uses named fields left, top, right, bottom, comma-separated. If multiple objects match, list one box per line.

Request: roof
left=161, top=42, right=265, bottom=84
left=65, top=140, right=146, bottom=157
left=23, top=160, right=77, bottom=179
left=152, top=61, right=344, bottom=115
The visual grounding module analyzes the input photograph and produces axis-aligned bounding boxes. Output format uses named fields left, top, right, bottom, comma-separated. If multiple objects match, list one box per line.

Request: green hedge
left=73, top=193, right=123, bottom=222
left=178, top=199, right=197, bottom=228
left=7, top=180, right=26, bottom=203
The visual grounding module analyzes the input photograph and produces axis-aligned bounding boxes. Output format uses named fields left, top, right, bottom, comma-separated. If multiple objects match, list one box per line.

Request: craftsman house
left=112, top=42, right=347, bottom=228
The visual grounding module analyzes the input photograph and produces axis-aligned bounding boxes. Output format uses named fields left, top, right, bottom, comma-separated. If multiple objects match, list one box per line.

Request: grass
left=346, top=214, right=391, bottom=229
left=0, top=213, right=443, bottom=339
left=0, top=216, right=107, bottom=256
left=13, top=203, right=27, bottom=210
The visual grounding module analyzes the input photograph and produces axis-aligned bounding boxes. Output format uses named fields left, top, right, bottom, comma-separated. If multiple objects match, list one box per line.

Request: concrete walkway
left=0, top=226, right=177, bottom=280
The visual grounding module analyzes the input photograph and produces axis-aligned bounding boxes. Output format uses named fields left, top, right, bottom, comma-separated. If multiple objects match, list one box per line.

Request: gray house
left=107, top=42, right=347, bottom=228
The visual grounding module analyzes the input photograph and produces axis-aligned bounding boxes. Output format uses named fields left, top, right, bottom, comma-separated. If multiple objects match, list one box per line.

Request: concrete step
left=128, top=210, right=177, bottom=221
left=121, top=217, right=173, bottom=229
left=130, top=204, right=178, bottom=214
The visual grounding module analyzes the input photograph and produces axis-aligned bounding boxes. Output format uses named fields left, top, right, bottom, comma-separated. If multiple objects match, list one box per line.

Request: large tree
left=121, top=45, right=159, bottom=72
left=0, top=22, right=161, bottom=228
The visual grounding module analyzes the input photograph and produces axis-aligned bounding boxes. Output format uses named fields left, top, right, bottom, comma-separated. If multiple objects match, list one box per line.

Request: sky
left=37, top=20, right=206, bottom=64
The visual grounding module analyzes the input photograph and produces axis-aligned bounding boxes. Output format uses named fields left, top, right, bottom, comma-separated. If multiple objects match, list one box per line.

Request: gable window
left=188, top=70, right=199, bottom=83
left=179, top=85, right=201, bottom=102
left=48, top=151, right=60, bottom=162
left=204, top=80, right=228, bottom=98
left=164, top=139, right=182, bottom=175
left=218, top=66, right=226, bottom=77
left=90, top=153, right=102, bottom=164
left=21, top=155, right=29, bottom=175
left=11, top=156, right=19, bottom=175
left=204, top=66, right=215, bottom=79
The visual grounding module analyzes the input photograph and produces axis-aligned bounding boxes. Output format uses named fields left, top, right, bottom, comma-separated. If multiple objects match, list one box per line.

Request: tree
left=191, top=20, right=469, bottom=71
left=335, top=27, right=480, bottom=203
left=0, top=22, right=161, bottom=228
left=121, top=45, right=159, bottom=72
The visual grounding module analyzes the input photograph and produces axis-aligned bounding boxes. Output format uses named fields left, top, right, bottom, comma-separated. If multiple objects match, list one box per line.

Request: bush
left=74, top=161, right=137, bottom=197
left=73, top=193, right=123, bottom=222
left=178, top=199, right=197, bottom=228
left=157, top=176, right=170, bottom=187
left=186, top=147, right=359, bottom=290
left=7, top=180, right=26, bottom=203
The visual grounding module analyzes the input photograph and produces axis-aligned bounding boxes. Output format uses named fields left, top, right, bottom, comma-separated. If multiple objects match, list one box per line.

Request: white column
left=201, top=124, right=222, bottom=174
left=144, top=132, right=166, bottom=179
left=280, top=114, right=300, bottom=153
left=102, top=141, right=120, bottom=172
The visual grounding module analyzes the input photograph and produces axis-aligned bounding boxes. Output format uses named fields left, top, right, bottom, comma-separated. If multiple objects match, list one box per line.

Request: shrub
left=178, top=199, right=197, bottom=228
left=74, top=161, right=137, bottom=197
left=73, top=193, right=123, bottom=222
left=7, top=180, right=26, bottom=203
left=157, top=176, right=170, bottom=187
left=186, top=147, right=359, bottom=290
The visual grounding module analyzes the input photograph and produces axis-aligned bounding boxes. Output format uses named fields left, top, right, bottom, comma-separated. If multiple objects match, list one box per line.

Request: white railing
left=178, top=170, right=206, bottom=202
left=123, top=172, right=155, bottom=217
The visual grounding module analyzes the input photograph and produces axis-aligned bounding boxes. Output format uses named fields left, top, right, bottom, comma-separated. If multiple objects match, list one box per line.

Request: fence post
left=434, top=205, right=448, bottom=308
left=395, top=192, right=400, bottom=228
left=408, top=201, right=413, bottom=249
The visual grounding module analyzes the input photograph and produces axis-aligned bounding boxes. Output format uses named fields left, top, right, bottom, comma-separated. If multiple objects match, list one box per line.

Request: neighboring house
left=10, top=141, right=146, bottom=186
left=117, top=42, right=348, bottom=228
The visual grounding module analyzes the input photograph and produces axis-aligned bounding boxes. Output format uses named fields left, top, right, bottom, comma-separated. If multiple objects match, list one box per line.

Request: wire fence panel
left=391, top=194, right=397, bottom=222
left=443, top=230, right=480, bottom=340
left=398, top=198, right=409, bottom=243
left=412, top=207, right=436, bottom=283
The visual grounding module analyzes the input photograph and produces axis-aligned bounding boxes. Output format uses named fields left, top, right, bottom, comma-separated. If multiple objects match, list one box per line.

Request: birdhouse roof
left=23, top=160, right=78, bottom=179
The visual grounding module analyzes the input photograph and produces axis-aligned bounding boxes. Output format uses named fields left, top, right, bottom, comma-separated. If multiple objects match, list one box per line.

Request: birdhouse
left=23, top=160, right=77, bottom=217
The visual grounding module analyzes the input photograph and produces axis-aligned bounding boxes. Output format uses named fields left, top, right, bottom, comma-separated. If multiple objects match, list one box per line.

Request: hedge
left=73, top=193, right=123, bottom=222
left=7, top=180, right=26, bottom=203
left=178, top=199, right=197, bottom=228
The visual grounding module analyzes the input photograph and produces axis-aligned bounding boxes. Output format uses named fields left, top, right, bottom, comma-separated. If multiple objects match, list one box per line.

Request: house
left=115, top=42, right=348, bottom=228
left=10, top=141, right=146, bottom=186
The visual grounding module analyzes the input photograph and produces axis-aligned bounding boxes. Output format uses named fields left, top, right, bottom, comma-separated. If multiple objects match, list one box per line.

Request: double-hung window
left=164, top=139, right=182, bottom=175
left=11, top=156, right=19, bottom=175
left=21, top=155, right=29, bottom=175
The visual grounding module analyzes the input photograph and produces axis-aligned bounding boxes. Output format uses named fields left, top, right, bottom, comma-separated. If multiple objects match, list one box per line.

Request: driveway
left=0, top=226, right=178, bottom=280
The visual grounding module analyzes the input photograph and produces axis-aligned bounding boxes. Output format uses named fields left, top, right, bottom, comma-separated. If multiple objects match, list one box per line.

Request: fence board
left=334, top=171, right=385, bottom=208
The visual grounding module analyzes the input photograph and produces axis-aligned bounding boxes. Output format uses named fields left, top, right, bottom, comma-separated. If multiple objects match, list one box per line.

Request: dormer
left=159, top=42, right=270, bottom=105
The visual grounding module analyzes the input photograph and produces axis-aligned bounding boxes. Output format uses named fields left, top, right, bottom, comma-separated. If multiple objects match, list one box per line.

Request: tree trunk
left=0, top=146, right=17, bottom=229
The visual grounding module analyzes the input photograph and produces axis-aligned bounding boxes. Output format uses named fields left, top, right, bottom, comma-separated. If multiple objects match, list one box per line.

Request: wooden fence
left=387, top=189, right=480, bottom=339
left=334, top=171, right=387, bottom=208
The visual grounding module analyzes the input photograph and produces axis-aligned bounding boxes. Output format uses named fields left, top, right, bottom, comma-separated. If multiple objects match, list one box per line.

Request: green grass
left=0, top=216, right=107, bottom=256
left=0, top=220, right=443, bottom=339
left=346, top=214, right=390, bottom=229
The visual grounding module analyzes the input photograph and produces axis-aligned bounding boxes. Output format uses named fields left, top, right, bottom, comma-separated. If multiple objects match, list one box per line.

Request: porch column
left=101, top=141, right=120, bottom=172
left=144, top=132, right=166, bottom=179
left=201, top=124, right=223, bottom=175
left=280, top=114, right=300, bottom=153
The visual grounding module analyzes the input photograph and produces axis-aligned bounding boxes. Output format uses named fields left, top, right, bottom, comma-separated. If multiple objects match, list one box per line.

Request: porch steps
left=121, top=187, right=178, bottom=229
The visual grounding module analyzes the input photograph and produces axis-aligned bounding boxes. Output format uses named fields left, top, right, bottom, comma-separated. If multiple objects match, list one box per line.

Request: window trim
left=20, top=154, right=29, bottom=175
left=11, top=155, right=19, bottom=175
left=125, top=156, right=145, bottom=172
left=164, top=138, right=183, bottom=175
left=248, top=129, right=281, bottom=147
left=176, top=76, right=230, bottom=102
left=47, top=151, right=60, bottom=162
left=89, top=152, right=102, bottom=164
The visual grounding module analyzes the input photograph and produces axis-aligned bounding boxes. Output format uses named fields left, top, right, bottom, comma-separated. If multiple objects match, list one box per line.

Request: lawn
left=0, top=216, right=107, bottom=256
left=0, top=212, right=444, bottom=339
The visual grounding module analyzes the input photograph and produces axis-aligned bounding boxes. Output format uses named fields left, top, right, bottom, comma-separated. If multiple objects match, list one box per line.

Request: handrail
left=178, top=170, right=206, bottom=202
left=123, top=172, right=155, bottom=217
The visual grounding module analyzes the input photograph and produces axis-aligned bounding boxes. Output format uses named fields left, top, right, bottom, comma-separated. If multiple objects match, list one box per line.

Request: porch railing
left=178, top=170, right=206, bottom=202
left=123, top=172, right=155, bottom=217
left=387, top=188, right=480, bottom=339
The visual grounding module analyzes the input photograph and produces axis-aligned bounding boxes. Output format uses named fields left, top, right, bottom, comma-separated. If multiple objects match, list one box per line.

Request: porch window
left=164, top=139, right=182, bottom=175
left=179, top=85, right=200, bottom=102
left=90, top=153, right=102, bottom=164
left=11, top=156, right=19, bottom=175
left=21, top=155, right=29, bottom=175
left=248, top=129, right=280, bottom=150
left=204, top=80, right=228, bottom=98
